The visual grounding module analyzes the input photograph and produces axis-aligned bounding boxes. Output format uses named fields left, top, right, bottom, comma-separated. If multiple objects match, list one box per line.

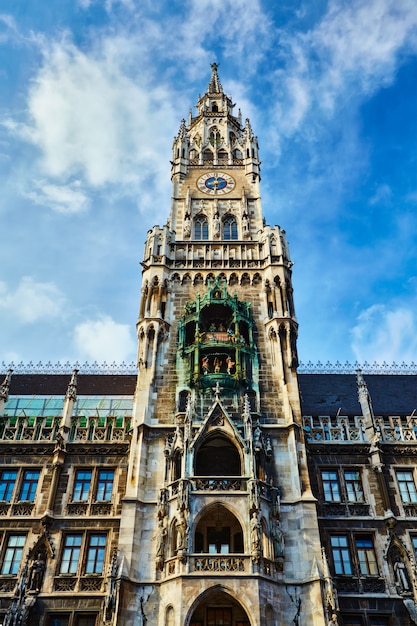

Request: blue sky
left=0, top=0, right=416, bottom=369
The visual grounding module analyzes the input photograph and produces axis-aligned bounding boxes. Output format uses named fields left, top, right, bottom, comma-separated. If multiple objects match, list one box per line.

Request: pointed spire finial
left=66, top=369, right=78, bottom=402
left=0, top=369, right=13, bottom=403
left=208, top=62, right=223, bottom=94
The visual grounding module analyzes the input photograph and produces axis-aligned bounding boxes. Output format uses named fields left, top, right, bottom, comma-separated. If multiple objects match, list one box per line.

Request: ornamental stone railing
left=54, top=575, right=104, bottom=592
left=303, top=416, right=366, bottom=442
left=303, top=415, right=417, bottom=444
left=0, top=577, right=17, bottom=593
left=192, top=478, right=247, bottom=492
left=404, top=504, right=417, bottom=517
left=319, top=502, right=371, bottom=517
left=192, top=555, right=247, bottom=573
left=0, top=415, right=130, bottom=443
left=69, top=416, right=130, bottom=442
left=66, top=501, right=113, bottom=516
left=0, top=416, right=60, bottom=442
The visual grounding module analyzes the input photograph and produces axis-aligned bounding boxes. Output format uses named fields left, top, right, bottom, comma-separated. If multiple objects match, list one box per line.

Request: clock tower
left=119, top=64, right=328, bottom=626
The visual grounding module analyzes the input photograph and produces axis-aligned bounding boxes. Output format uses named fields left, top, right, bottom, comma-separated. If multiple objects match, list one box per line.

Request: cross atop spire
left=207, top=62, right=223, bottom=94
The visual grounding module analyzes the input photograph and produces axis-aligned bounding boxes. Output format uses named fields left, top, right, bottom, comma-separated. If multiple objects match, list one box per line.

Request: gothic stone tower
left=118, top=65, right=327, bottom=626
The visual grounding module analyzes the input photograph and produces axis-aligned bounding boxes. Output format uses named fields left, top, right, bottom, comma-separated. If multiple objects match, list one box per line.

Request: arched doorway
left=188, top=588, right=251, bottom=626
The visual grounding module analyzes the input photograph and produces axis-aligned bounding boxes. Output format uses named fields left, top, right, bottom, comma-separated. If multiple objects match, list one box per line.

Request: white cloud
left=0, top=277, right=66, bottom=323
left=275, top=0, right=417, bottom=134
left=7, top=35, right=178, bottom=212
left=73, top=315, right=136, bottom=363
left=26, top=180, right=90, bottom=214
left=351, top=303, right=417, bottom=364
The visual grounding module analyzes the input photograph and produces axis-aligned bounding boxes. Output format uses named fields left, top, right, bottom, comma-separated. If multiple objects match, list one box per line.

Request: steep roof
left=4, top=374, right=137, bottom=396
left=298, top=373, right=417, bottom=417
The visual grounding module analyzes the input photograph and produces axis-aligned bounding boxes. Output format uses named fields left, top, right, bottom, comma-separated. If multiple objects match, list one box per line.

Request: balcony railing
left=0, top=415, right=130, bottom=443
left=319, top=502, right=370, bottom=517
left=304, top=414, right=417, bottom=444
left=192, top=477, right=247, bottom=491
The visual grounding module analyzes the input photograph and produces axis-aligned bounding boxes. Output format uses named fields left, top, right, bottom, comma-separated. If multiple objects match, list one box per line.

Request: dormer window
left=212, top=102, right=218, bottom=112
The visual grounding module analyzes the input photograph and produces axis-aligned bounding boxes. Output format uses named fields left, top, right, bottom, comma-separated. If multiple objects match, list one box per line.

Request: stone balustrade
left=303, top=414, right=417, bottom=444
left=0, top=414, right=130, bottom=443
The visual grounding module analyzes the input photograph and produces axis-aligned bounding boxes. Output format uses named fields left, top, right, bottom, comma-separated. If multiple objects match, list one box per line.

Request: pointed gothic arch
left=193, top=503, right=244, bottom=555
left=223, top=215, right=238, bottom=241
left=195, top=433, right=241, bottom=477
left=386, top=538, right=414, bottom=595
left=194, top=214, right=209, bottom=240
left=186, top=586, right=252, bottom=626
left=165, top=605, right=175, bottom=626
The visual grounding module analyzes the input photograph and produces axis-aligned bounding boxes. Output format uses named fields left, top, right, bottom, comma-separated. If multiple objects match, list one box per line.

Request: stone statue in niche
left=250, top=511, right=262, bottom=554
left=249, top=479, right=260, bottom=512
left=184, top=212, right=191, bottom=238
left=271, top=520, right=284, bottom=560
left=157, top=488, right=168, bottom=519
left=176, top=508, right=189, bottom=552
left=155, top=520, right=167, bottom=571
left=177, top=479, right=189, bottom=512
left=394, top=560, right=411, bottom=593
left=242, top=211, right=250, bottom=238
left=253, top=424, right=262, bottom=452
left=213, top=211, right=221, bottom=238
left=28, top=553, right=46, bottom=592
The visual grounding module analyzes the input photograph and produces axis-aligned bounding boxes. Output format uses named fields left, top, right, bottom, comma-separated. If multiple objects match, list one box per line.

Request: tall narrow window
left=195, top=216, right=208, bottom=240
left=322, top=471, right=341, bottom=502
left=356, top=537, right=378, bottom=575
left=73, top=470, right=92, bottom=502
left=85, top=535, right=106, bottom=574
left=0, top=470, right=17, bottom=502
left=60, top=535, right=82, bottom=574
left=19, top=470, right=40, bottom=501
left=344, top=470, right=364, bottom=502
left=223, top=217, right=238, bottom=240
left=1, top=535, right=25, bottom=574
left=397, top=470, right=417, bottom=503
left=330, top=535, right=352, bottom=575
left=96, top=470, right=114, bottom=501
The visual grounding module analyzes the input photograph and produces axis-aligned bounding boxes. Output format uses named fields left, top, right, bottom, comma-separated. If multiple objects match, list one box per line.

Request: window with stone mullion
left=397, top=470, right=417, bottom=503
left=322, top=470, right=341, bottom=502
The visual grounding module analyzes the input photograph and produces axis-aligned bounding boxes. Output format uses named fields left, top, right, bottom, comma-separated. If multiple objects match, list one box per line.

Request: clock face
left=197, top=172, right=235, bottom=195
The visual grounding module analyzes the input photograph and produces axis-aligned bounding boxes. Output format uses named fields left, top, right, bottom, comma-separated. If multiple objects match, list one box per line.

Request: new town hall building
left=1, top=65, right=417, bottom=626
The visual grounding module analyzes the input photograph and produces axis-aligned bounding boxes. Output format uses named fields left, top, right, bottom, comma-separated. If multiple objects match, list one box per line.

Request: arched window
left=194, top=504, right=244, bottom=554
left=195, top=435, right=241, bottom=476
left=172, top=450, right=182, bottom=481
left=166, top=606, right=174, bottom=626
left=223, top=216, right=238, bottom=240
left=194, top=216, right=208, bottom=240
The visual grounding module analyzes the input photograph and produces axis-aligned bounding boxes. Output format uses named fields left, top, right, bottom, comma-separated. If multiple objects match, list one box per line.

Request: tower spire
left=207, top=62, right=223, bottom=94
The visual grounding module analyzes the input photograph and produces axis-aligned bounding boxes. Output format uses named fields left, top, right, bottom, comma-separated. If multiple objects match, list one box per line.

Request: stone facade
left=0, top=65, right=417, bottom=626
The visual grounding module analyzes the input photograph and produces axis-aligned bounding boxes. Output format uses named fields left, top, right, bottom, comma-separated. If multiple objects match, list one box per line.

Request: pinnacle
left=207, top=62, right=223, bottom=94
